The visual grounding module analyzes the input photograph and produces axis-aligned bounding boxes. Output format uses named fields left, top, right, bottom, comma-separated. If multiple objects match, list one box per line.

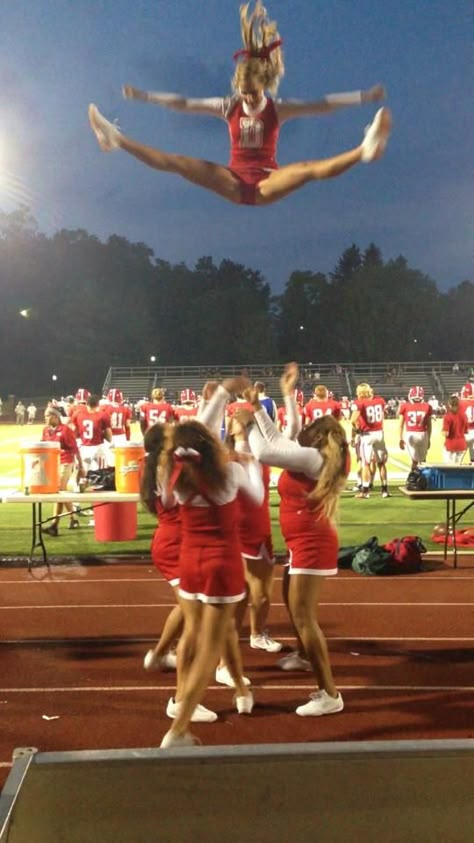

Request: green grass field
left=0, top=420, right=460, bottom=558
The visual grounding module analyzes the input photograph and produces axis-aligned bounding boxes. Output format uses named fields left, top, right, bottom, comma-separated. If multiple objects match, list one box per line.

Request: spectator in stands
left=452, top=362, right=460, bottom=374
left=41, top=406, right=85, bottom=536
left=15, top=401, right=26, bottom=425
left=442, top=396, right=468, bottom=465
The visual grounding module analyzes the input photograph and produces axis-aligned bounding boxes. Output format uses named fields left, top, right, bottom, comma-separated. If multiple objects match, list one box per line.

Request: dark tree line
left=0, top=207, right=472, bottom=394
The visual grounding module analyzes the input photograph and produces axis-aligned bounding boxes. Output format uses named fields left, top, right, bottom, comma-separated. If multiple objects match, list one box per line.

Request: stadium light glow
left=52, top=374, right=58, bottom=381
left=150, top=355, right=156, bottom=362
left=19, top=308, right=31, bottom=318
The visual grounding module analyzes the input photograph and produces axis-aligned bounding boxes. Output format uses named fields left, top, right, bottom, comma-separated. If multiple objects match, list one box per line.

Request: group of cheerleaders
left=88, top=1, right=392, bottom=207
left=88, top=1, right=391, bottom=747
left=140, top=362, right=349, bottom=748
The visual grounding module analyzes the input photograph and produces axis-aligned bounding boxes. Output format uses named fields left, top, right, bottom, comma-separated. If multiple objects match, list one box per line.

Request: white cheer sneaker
left=160, top=730, right=201, bottom=749
left=215, top=665, right=250, bottom=688
left=361, top=107, right=392, bottom=162
left=295, top=690, right=344, bottom=717
left=88, top=104, right=121, bottom=151
left=166, top=697, right=218, bottom=723
left=250, top=631, right=283, bottom=653
left=143, top=649, right=177, bottom=671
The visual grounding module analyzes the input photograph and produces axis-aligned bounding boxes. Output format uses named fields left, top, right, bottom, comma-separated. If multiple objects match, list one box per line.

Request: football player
left=350, top=383, right=389, bottom=498
left=398, top=386, right=432, bottom=470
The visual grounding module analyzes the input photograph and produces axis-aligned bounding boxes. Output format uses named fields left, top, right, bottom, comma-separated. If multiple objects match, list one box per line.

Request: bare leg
left=170, top=603, right=234, bottom=737
left=118, top=136, right=242, bottom=203
left=255, top=146, right=362, bottom=206
left=244, top=557, right=274, bottom=636
left=288, top=574, right=338, bottom=697
left=282, top=565, right=306, bottom=655
left=221, top=617, right=250, bottom=698
left=175, top=597, right=201, bottom=702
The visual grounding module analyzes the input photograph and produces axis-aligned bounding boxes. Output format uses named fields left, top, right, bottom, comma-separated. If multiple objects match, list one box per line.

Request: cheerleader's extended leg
left=88, top=104, right=242, bottom=203
left=255, top=107, right=392, bottom=207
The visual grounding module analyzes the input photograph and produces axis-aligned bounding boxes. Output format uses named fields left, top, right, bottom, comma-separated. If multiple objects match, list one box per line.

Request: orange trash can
left=114, top=443, right=145, bottom=493
left=20, top=442, right=60, bottom=493
left=94, top=502, right=137, bottom=542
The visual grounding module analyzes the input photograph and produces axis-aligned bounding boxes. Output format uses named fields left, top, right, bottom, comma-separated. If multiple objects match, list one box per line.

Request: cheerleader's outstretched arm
left=277, top=83, right=385, bottom=122
left=123, top=85, right=226, bottom=118
left=248, top=414, right=323, bottom=477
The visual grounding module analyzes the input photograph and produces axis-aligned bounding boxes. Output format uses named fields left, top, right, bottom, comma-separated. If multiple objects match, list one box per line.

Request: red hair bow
left=233, top=39, right=283, bottom=63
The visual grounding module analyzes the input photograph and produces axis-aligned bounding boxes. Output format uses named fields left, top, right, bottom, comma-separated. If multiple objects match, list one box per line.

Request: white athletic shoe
left=295, top=690, right=344, bottom=717
left=361, top=107, right=392, bottom=162
left=166, top=697, right=218, bottom=723
left=250, top=631, right=283, bottom=653
left=234, top=691, right=254, bottom=715
left=88, top=103, right=121, bottom=151
left=277, top=651, right=311, bottom=672
left=143, top=649, right=177, bottom=671
left=215, top=665, right=250, bottom=688
left=160, top=729, right=201, bottom=749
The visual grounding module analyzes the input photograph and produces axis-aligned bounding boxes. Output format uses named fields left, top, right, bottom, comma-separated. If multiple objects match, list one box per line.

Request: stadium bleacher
left=103, top=361, right=474, bottom=404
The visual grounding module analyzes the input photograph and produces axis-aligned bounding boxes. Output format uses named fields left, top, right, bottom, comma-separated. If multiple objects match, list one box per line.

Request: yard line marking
left=0, top=684, right=473, bottom=693
left=1, top=602, right=473, bottom=610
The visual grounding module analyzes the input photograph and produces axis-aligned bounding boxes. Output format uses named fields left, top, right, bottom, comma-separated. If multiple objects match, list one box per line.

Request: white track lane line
left=1, top=602, right=473, bottom=609
left=0, top=684, right=473, bottom=693
left=2, top=636, right=474, bottom=644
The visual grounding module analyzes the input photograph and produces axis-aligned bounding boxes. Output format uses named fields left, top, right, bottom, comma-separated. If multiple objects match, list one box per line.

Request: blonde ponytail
left=232, top=2, right=284, bottom=95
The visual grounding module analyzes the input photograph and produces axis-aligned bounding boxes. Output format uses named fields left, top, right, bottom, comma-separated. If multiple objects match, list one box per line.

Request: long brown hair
left=159, top=420, right=229, bottom=498
left=140, top=423, right=167, bottom=513
left=232, top=2, right=284, bottom=95
left=297, top=416, right=349, bottom=522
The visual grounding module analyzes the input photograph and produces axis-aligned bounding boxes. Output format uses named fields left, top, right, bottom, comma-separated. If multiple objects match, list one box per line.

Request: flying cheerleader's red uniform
left=278, top=471, right=338, bottom=577
left=227, top=97, right=279, bottom=206
left=150, top=498, right=181, bottom=586
left=238, top=462, right=274, bottom=562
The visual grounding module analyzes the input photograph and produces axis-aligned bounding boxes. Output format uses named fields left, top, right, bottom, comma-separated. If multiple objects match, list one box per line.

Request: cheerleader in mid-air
left=88, top=1, right=391, bottom=207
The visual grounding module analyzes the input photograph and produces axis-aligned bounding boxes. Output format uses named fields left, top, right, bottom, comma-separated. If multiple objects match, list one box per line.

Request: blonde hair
left=232, top=2, right=284, bottom=95
left=152, top=387, right=164, bottom=401
left=297, top=416, right=349, bottom=523
left=314, top=385, right=328, bottom=400
left=356, top=383, right=373, bottom=400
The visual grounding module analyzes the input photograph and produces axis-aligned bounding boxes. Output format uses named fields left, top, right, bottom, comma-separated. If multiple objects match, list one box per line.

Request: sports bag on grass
left=382, top=535, right=426, bottom=574
left=351, top=537, right=394, bottom=576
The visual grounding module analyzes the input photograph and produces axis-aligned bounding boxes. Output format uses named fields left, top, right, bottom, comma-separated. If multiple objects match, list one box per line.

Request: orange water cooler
left=20, top=442, right=60, bottom=493
left=94, top=442, right=144, bottom=542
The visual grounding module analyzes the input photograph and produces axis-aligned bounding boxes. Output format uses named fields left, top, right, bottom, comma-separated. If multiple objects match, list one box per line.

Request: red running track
left=1, top=557, right=473, bottom=789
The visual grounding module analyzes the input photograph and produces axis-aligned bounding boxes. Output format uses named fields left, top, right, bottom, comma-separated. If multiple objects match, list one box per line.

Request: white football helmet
left=408, top=386, right=424, bottom=403
left=180, top=388, right=197, bottom=405
left=107, top=388, right=123, bottom=404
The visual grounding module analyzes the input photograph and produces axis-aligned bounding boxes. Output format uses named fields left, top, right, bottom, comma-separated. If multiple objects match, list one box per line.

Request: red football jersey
left=226, top=400, right=254, bottom=418
left=399, top=401, right=432, bottom=432
left=277, top=405, right=304, bottom=433
left=140, top=401, right=176, bottom=428
left=174, top=406, right=198, bottom=422
left=227, top=97, right=279, bottom=171
left=460, top=398, right=474, bottom=430
left=442, top=411, right=468, bottom=451
left=74, top=408, right=111, bottom=446
left=304, top=399, right=341, bottom=423
left=354, top=397, right=386, bottom=432
left=105, top=403, right=132, bottom=435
